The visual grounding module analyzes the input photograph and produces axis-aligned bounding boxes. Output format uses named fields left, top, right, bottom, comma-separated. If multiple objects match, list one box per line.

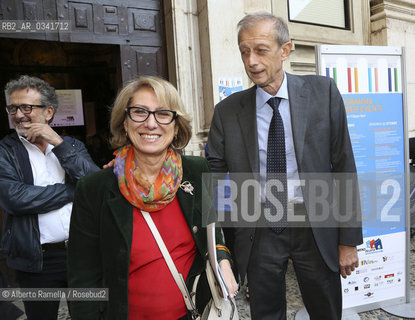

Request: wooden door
left=0, top=0, right=167, bottom=82
left=57, top=0, right=167, bottom=82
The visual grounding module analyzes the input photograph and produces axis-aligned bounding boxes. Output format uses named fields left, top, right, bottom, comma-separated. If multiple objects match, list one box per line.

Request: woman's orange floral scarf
left=113, top=144, right=183, bottom=212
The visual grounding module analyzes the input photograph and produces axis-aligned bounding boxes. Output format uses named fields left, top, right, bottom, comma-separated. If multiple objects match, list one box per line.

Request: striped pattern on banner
left=325, top=65, right=400, bottom=94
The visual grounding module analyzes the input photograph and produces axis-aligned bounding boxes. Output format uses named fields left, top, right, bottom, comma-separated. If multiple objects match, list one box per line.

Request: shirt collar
left=256, top=72, right=289, bottom=110
left=17, top=133, right=29, bottom=145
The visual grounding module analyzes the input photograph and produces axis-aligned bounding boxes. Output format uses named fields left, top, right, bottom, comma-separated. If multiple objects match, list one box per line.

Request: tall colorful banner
left=317, top=45, right=408, bottom=313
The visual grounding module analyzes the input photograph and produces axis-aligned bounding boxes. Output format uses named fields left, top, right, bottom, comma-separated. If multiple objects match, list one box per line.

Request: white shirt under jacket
left=20, top=136, right=72, bottom=244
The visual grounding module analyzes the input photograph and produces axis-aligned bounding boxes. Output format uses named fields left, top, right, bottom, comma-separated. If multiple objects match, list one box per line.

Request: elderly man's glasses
left=125, top=106, right=177, bottom=125
left=6, top=104, right=46, bottom=115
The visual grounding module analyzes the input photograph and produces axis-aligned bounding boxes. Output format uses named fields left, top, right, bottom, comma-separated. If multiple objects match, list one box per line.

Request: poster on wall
left=51, top=89, right=84, bottom=127
left=317, top=45, right=408, bottom=312
left=218, top=77, right=243, bottom=101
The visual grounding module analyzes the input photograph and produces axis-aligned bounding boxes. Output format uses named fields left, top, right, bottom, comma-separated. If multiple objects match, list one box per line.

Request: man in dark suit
left=206, top=12, right=363, bottom=319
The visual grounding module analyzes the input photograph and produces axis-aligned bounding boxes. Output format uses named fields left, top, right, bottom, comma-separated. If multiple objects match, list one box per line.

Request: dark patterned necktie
left=266, top=97, right=287, bottom=233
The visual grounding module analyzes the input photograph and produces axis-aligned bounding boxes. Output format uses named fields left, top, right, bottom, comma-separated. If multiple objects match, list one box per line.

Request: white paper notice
left=207, top=223, right=229, bottom=300
left=52, top=89, right=84, bottom=127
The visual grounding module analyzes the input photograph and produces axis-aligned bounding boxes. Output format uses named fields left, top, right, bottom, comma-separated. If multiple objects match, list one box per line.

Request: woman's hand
left=103, top=159, right=114, bottom=169
left=219, top=259, right=239, bottom=299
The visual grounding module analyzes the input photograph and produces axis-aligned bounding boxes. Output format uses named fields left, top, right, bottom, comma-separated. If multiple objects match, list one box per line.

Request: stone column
left=164, top=0, right=272, bottom=156
left=164, top=0, right=208, bottom=156
left=370, top=0, right=415, bottom=135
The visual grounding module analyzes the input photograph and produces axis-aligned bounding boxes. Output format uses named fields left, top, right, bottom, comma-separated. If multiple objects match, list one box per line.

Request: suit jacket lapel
left=107, top=188, right=133, bottom=247
left=287, top=73, right=310, bottom=170
left=176, top=160, right=198, bottom=229
left=176, top=188, right=197, bottom=227
left=237, top=86, right=260, bottom=172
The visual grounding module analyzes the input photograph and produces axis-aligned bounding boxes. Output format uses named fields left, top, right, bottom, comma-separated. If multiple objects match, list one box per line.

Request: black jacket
left=68, top=156, right=230, bottom=319
left=206, top=74, right=362, bottom=277
left=0, top=132, right=99, bottom=272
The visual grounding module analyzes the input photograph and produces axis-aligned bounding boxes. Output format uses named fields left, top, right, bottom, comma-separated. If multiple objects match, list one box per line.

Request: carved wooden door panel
left=0, top=0, right=167, bottom=82
left=120, top=44, right=166, bottom=81
left=57, top=0, right=167, bottom=82
left=0, top=0, right=59, bottom=40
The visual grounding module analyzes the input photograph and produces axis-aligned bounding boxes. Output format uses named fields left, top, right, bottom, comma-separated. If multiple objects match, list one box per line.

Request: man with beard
left=0, top=75, right=99, bottom=320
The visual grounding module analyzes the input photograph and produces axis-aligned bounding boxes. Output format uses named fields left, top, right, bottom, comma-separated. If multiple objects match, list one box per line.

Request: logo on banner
left=371, top=266, right=384, bottom=271
left=361, top=259, right=378, bottom=266
left=365, top=238, right=383, bottom=253
left=356, top=269, right=368, bottom=274
left=382, top=255, right=396, bottom=262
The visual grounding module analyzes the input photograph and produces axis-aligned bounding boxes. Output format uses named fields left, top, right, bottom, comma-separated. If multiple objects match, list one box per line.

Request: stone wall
left=164, top=0, right=414, bottom=154
left=370, top=0, right=415, bottom=136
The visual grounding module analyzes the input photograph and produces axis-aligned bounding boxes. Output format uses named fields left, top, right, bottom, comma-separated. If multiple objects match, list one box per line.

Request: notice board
left=316, top=45, right=409, bottom=313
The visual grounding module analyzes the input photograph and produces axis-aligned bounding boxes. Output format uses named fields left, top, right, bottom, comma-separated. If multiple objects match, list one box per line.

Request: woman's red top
left=128, top=197, right=197, bottom=319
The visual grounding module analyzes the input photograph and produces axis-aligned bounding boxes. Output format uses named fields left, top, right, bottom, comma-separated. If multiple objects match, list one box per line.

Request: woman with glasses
left=67, top=76, right=238, bottom=320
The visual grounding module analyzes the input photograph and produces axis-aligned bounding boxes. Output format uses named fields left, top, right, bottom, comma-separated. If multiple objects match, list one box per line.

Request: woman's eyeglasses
left=125, top=106, right=177, bottom=125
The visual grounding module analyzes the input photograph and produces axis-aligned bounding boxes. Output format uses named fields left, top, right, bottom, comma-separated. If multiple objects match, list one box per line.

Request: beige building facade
left=163, top=0, right=415, bottom=155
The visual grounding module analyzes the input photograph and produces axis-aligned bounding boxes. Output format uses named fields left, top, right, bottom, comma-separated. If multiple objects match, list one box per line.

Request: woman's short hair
left=237, top=12, right=290, bottom=48
left=110, top=76, right=192, bottom=151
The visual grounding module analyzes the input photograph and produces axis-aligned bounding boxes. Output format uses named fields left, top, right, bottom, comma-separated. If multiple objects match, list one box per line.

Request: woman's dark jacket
left=68, top=155, right=230, bottom=319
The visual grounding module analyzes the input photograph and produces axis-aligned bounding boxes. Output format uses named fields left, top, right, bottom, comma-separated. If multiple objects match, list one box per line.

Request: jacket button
left=250, top=235, right=254, bottom=242
left=192, top=226, right=198, bottom=234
